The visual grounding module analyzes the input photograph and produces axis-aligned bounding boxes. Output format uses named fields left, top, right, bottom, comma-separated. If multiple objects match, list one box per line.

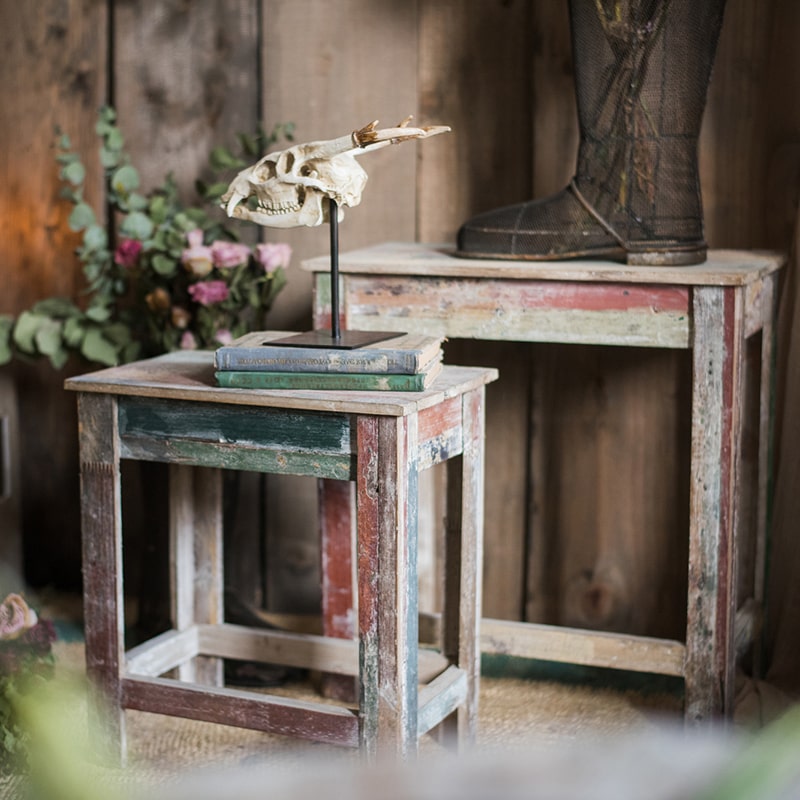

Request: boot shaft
left=570, top=0, right=727, bottom=244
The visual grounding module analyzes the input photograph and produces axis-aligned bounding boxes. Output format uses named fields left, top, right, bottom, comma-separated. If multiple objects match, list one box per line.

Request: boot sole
left=454, top=244, right=707, bottom=267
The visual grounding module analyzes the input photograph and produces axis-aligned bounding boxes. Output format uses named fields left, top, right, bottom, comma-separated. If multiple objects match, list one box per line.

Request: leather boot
left=456, top=0, right=727, bottom=266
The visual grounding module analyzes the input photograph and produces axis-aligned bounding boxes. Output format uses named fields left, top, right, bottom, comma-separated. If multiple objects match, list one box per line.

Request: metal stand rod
left=265, top=197, right=400, bottom=350
left=329, top=198, right=341, bottom=342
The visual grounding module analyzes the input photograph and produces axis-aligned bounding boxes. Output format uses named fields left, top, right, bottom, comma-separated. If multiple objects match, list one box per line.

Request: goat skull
left=221, top=118, right=450, bottom=229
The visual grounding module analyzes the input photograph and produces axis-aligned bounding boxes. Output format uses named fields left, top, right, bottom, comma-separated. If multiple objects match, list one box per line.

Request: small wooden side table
left=304, top=242, right=785, bottom=722
left=66, top=351, right=496, bottom=760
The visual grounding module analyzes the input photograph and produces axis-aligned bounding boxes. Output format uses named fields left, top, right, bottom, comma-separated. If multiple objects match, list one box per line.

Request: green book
left=215, top=359, right=442, bottom=392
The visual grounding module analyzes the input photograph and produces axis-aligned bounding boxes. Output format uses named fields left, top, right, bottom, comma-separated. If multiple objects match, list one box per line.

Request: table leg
left=318, top=478, right=358, bottom=701
left=78, top=393, right=126, bottom=762
left=169, top=464, right=223, bottom=685
left=446, top=387, right=486, bottom=747
left=687, top=286, right=746, bottom=721
left=753, top=274, right=777, bottom=677
left=356, top=414, right=419, bottom=759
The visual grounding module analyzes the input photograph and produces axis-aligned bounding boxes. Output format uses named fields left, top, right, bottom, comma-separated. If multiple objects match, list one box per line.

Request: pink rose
left=180, top=331, right=198, bottom=350
left=254, top=242, right=292, bottom=273
left=214, top=328, right=233, bottom=345
left=181, top=229, right=214, bottom=277
left=0, top=593, right=38, bottom=641
left=211, top=240, right=251, bottom=269
left=113, top=238, right=143, bottom=268
left=188, top=280, right=229, bottom=306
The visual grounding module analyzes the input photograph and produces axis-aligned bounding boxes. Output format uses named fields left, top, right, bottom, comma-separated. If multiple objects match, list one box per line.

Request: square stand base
left=266, top=329, right=404, bottom=350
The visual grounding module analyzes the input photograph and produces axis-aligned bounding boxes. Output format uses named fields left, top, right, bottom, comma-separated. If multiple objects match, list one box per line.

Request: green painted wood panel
left=119, top=437, right=354, bottom=480
left=118, top=397, right=352, bottom=454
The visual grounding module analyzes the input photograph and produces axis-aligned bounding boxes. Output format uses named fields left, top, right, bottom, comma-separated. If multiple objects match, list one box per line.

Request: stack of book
left=214, top=330, right=444, bottom=391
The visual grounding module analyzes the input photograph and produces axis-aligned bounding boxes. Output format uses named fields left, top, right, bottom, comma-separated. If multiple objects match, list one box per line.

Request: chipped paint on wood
left=119, top=397, right=352, bottom=453
left=122, top=676, right=360, bottom=747
left=119, top=436, right=355, bottom=480
left=686, top=286, right=744, bottom=722
left=337, top=275, right=692, bottom=348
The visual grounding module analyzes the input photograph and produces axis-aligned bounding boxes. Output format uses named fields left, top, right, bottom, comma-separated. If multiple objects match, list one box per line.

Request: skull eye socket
left=277, top=150, right=295, bottom=174
left=253, top=157, right=278, bottom=181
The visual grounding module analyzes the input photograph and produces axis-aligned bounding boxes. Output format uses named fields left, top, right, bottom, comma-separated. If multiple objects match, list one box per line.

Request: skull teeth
left=256, top=200, right=302, bottom=215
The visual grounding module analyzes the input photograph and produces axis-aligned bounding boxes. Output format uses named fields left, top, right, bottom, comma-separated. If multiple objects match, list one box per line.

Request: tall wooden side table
left=304, top=242, right=785, bottom=722
left=66, top=351, right=495, bottom=760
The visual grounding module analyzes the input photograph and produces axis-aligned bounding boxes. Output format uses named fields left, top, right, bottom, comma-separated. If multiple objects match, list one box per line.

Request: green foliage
left=2, top=107, right=293, bottom=369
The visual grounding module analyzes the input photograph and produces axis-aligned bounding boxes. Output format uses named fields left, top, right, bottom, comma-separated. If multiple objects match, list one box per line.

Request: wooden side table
left=66, top=351, right=496, bottom=760
left=304, top=242, right=785, bottom=722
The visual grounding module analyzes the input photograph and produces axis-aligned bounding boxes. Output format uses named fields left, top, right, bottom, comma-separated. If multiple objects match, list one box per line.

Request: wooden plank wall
left=1, top=0, right=799, bottom=677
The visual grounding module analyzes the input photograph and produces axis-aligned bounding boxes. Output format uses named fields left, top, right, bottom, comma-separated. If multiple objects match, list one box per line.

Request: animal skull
left=222, top=118, right=450, bottom=228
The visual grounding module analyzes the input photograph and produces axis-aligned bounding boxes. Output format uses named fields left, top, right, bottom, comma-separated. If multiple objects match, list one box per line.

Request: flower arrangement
left=0, top=106, right=294, bottom=367
left=0, top=593, right=57, bottom=772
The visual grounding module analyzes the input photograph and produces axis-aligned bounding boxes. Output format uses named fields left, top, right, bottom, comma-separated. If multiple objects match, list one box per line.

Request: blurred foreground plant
left=0, top=593, right=56, bottom=773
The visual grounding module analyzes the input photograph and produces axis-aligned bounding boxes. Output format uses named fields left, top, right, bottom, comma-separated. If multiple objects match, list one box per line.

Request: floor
left=2, top=594, right=795, bottom=800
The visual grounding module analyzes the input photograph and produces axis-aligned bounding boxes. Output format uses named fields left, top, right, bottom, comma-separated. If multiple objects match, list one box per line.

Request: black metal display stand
left=267, top=199, right=402, bottom=350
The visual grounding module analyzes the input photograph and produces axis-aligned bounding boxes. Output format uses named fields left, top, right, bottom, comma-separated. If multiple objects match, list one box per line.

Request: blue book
left=214, top=330, right=443, bottom=375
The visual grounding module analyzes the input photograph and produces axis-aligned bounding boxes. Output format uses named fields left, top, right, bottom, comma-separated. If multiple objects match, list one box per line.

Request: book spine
left=215, top=371, right=428, bottom=391
left=215, top=347, right=423, bottom=374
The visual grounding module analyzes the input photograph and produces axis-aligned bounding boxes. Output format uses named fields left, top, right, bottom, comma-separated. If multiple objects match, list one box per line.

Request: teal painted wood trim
left=119, top=437, right=355, bottom=480
left=118, top=397, right=352, bottom=454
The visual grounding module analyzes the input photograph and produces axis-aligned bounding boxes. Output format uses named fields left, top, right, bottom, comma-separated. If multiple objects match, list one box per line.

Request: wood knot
left=564, top=565, right=631, bottom=632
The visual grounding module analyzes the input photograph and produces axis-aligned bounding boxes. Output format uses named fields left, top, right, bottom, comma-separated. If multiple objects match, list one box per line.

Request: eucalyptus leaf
left=237, top=132, right=259, bottom=157
left=82, top=224, right=108, bottom=251
left=83, top=260, right=101, bottom=281
left=103, top=322, right=132, bottom=345
left=149, top=195, right=167, bottom=223
left=152, top=253, right=177, bottom=276
left=173, top=212, right=195, bottom=232
left=120, top=211, right=154, bottom=240
left=34, top=318, right=64, bottom=356
left=200, top=181, right=231, bottom=202
left=63, top=317, right=86, bottom=347
left=32, top=297, right=78, bottom=317
left=62, top=160, right=85, bottom=186
left=12, top=311, right=45, bottom=353
left=209, top=146, right=245, bottom=170
left=184, top=208, right=208, bottom=226
left=81, top=328, right=119, bottom=366
left=0, top=316, right=12, bottom=365
left=85, top=304, right=111, bottom=322
left=105, top=127, right=124, bottom=151
left=127, top=192, right=148, bottom=211
left=112, top=164, right=140, bottom=194
left=100, top=147, right=120, bottom=169
left=59, top=187, right=80, bottom=203
left=68, top=202, right=96, bottom=231
left=264, top=267, right=287, bottom=306
left=47, top=347, right=70, bottom=369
